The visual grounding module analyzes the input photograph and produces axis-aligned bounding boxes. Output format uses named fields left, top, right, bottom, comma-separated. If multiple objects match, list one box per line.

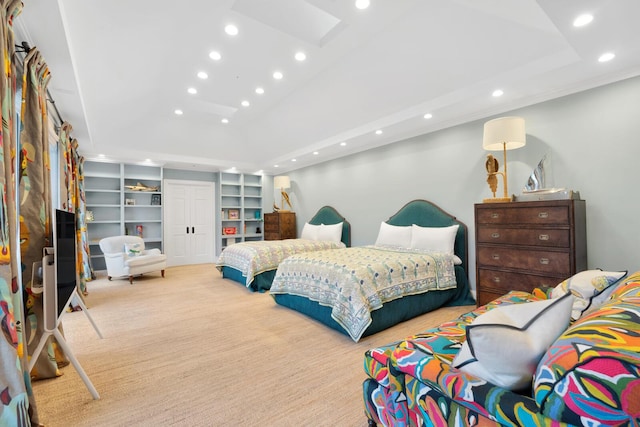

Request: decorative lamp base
left=483, top=196, right=513, bottom=203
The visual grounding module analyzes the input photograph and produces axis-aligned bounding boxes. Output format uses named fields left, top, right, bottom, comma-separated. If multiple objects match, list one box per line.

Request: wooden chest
left=264, top=212, right=296, bottom=240
left=474, top=200, right=587, bottom=306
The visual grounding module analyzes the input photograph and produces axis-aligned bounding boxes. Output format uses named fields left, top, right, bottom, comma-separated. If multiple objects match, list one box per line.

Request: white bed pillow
left=452, top=293, right=573, bottom=390
left=374, top=222, right=412, bottom=248
left=410, top=224, right=459, bottom=255
left=301, top=222, right=321, bottom=240
left=318, top=222, right=343, bottom=243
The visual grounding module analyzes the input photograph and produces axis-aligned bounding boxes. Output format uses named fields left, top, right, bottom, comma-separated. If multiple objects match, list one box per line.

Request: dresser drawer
left=264, top=222, right=279, bottom=232
left=478, top=268, right=561, bottom=293
left=280, top=215, right=295, bottom=228
left=476, top=246, right=571, bottom=276
left=476, top=227, right=570, bottom=247
left=264, top=232, right=279, bottom=240
left=476, top=206, right=569, bottom=225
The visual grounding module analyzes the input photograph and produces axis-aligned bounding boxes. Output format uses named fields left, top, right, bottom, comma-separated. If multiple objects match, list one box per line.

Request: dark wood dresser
left=264, top=212, right=296, bottom=240
left=474, top=199, right=587, bottom=306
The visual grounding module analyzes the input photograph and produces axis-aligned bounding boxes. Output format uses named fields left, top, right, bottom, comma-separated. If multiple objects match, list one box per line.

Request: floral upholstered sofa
left=363, top=270, right=640, bottom=426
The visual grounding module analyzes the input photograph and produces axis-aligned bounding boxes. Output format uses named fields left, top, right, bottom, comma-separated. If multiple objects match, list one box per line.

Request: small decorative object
left=126, top=198, right=136, bottom=205
left=151, top=194, right=161, bottom=205
left=482, top=116, right=526, bottom=203
left=125, top=182, right=160, bottom=192
left=228, top=209, right=239, bottom=220
left=136, top=224, right=143, bottom=237
left=254, top=210, right=261, bottom=219
left=256, top=226, right=261, bottom=234
left=86, top=210, right=94, bottom=222
left=274, top=175, right=293, bottom=211
left=223, top=227, right=237, bottom=235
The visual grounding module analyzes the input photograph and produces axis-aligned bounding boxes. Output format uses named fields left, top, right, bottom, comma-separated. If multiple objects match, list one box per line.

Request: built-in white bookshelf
left=218, top=172, right=263, bottom=253
left=84, top=161, right=163, bottom=270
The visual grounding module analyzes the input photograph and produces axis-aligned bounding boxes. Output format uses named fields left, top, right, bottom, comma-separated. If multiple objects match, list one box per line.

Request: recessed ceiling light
left=145, top=159, right=152, bottom=163
left=355, top=0, right=370, bottom=10
left=197, top=71, right=208, bottom=79
left=375, top=130, right=383, bottom=135
left=423, top=113, right=433, bottom=119
left=221, top=118, right=229, bottom=124
left=295, top=51, right=307, bottom=61
left=98, top=154, right=105, bottom=158
left=598, top=52, right=615, bottom=62
left=273, top=71, right=284, bottom=80
left=492, top=89, right=504, bottom=97
left=274, top=165, right=279, bottom=168
left=209, top=51, right=222, bottom=61
left=255, top=87, right=265, bottom=95
left=291, top=159, right=297, bottom=162
left=340, top=142, right=347, bottom=146
left=313, top=151, right=319, bottom=155
left=225, top=24, right=238, bottom=36
left=174, top=109, right=183, bottom=115
left=573, top=13, right=594, bottom=27
left=188, top=87, right=197, bottom=95
left=241, top=100, right=250, bottom=107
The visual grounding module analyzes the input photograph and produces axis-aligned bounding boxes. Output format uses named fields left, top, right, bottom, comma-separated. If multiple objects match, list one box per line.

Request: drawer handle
left=491, top=232, right=500, bottom=239
left=492, top=254, right=500, bottom=260
left=490, top=213, right=500, bottom=219
left=539, top=258, right=550, bottom=265
left=538, top=234, right=550, bottom=241
left=538, top=212, right=549, bottom=219
left=492, top=276, right=501, bottom=283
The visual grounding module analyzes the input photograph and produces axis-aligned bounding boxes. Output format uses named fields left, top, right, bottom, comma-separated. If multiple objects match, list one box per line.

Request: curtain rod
left=15, top=40, right=64, bottom=130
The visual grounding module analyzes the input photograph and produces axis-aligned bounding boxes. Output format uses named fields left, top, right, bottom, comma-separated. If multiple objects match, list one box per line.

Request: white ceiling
left=14, top=0, right=640, bottom=174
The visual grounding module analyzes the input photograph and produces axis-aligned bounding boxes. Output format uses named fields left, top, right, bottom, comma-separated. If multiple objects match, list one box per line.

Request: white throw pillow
left=125, top=242, right=143, bottom=257
left=410, top=224, right=459, bottom=255
left=452, top=293, right=573, bottom=390
left=318, top=222, right=343, bottom=243
left=301, top=222, right=321, bottom=240
left=374, top=222, right=412, bottom=248
left=551, top=269, right=627, bottom=320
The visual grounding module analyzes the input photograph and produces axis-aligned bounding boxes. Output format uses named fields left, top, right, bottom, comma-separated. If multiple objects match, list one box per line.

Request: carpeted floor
left=31, top=264, right=474, bottom=427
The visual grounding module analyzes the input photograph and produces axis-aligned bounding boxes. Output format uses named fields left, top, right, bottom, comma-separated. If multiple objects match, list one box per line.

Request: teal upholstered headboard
left=308, top=206, right=351, bottom=247
left=386, top=199, right=467, bottom=274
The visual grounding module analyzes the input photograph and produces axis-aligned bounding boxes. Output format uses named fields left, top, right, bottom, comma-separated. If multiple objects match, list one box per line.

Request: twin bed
left=217, top=200, right=474, bottom=341
left=216, top=206, right=351, bottom=292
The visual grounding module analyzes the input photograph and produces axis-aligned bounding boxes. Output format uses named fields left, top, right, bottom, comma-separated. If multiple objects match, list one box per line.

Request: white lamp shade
left=483, top=116, right=526, bottom=151
left=274, top=175, right=290, bottom=189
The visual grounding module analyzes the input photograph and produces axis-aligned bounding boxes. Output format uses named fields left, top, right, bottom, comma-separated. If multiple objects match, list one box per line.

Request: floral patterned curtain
left=19, top=46, right=69, bottom=389
left=59, top=123, right=91, bottom=292
left=0, top=0, right=39, bottom=425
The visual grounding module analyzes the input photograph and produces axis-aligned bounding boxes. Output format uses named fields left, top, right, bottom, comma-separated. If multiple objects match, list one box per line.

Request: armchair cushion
left=125, top=242, right=143, bottom=257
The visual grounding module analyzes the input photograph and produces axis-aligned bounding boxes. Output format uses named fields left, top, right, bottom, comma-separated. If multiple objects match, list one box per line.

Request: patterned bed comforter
left=269, top=246, right=457, bottom=341
left=215, top=239, right=346, bottom=287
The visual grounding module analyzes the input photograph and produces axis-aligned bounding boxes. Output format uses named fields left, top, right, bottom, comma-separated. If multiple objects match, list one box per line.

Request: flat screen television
left=43, top=209, right=77, bottom=331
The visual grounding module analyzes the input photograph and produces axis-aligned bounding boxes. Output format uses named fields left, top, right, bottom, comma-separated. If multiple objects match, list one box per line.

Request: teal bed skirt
left=272, top=265, right=475, bottom=339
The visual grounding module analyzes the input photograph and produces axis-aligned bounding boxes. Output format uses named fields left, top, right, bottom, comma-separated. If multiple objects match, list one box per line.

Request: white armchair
left=98, top=236, right=166, bottom=284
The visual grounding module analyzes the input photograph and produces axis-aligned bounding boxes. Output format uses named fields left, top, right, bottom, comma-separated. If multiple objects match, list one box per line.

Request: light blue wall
left=164, top=168, right=217, bottom=182
left=279, top=75, right=640, bottom=290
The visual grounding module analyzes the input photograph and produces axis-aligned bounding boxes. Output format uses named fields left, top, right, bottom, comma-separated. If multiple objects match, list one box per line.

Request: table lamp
left=482, top=116, right=526, bottom=203
left=274, top=175, right=292, bottom=211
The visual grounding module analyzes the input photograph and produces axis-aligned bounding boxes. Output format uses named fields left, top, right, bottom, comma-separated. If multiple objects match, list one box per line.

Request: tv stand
left=29, top=250, right=103, bottom=399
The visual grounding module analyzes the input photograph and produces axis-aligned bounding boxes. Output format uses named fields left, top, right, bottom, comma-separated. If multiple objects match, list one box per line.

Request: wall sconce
left=482, top=116, right=526, bottom=203
left=273, top=175, right=292, bottom=211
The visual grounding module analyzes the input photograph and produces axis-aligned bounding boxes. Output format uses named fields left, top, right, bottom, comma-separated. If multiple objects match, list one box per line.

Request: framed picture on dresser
left=228, top=209, right=239, bottom=220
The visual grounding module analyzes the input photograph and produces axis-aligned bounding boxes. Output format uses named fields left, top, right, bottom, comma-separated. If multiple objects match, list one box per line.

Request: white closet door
left=164, top=180, right=215, bottom=266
